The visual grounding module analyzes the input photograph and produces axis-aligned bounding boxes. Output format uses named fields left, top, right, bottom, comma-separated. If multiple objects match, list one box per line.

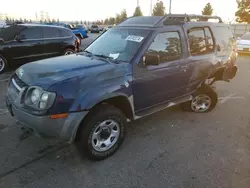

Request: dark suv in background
left=0, top=24, right=80, bottom=73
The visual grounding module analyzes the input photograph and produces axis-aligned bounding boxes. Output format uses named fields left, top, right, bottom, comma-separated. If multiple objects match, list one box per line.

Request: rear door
left=186, top=26, right=217, bottom=92
left=41, top=27, right=62, bottom=58
left=133, top=26, right=194, bottom=111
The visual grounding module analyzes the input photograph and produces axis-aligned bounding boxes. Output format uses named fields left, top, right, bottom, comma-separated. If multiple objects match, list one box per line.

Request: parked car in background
left=0, top=24, right=80, bottom=73
left=5, top=14, right=238, bottom=161
left=103, top=25, right=114, bottom=32
left=90, top=24, right=99, bottom=33
left=237, top=32, right=250, bottom=54
left=64, top=24, right=88, bottom=40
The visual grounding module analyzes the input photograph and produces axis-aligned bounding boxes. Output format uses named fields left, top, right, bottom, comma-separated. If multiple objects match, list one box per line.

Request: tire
left=180, top=84, right=218, bottom=113
left=64, top=48, right=75, bottom=55
left=76, top=104, right=127, bottom=161
left=0, top=54, right=8, bottom=74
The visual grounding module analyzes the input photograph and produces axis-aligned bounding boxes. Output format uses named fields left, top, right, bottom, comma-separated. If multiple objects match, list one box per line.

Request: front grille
left=7, top=73, right=28, bottom=103
left=12, top=73, right=27, bottom=88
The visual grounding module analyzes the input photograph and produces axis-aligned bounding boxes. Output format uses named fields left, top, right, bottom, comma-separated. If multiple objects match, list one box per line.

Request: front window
left=0, top=25, right=25, bottom=41
left=85, top=28, right=151, bottom=62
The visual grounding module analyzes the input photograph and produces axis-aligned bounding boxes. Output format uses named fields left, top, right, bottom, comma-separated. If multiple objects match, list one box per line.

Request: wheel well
left=65, top=45, right=75, bottom=51
left=74, top=96, right=134, bottom=142
left=100, top=96, right=134, bottom=120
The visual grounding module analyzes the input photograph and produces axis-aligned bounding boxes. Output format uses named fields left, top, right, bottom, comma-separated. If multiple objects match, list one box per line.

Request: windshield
left=241, top=33, right=250, bottom=40
left=0, top=25, right=25, bottom=41
left=85, top=28, right=150, bottom=62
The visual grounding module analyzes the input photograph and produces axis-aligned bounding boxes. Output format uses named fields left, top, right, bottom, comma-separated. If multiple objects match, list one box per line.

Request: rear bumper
left=6, top=97, right=88, bottom=143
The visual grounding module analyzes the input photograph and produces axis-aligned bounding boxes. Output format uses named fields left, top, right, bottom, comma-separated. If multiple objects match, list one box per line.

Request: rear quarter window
left=42, top=27, right=60, bottom=38
left=58, top=29, right=72, bottom=37
left=211, top=25, right=235, bottom=51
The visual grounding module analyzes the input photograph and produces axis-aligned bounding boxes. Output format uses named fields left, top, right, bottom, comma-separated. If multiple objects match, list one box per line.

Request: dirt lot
left=0, top=54, right=250, bottom=188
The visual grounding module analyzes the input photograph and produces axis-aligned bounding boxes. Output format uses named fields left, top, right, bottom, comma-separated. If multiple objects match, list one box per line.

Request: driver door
left=133, top=27, right=194, bottom=112
left=10, top=27, right=43, bottom=63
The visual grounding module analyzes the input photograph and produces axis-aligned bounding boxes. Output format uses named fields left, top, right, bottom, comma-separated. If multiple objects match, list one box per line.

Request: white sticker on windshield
left=109, top=53, right=119, bottom=59
left=125, top=35, right=144, bottom=43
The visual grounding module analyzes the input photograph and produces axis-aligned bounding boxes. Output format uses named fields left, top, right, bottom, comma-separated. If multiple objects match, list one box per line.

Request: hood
left=17, top=54, right=124, bottom=89
left=238, top=39, right=250, bottom=45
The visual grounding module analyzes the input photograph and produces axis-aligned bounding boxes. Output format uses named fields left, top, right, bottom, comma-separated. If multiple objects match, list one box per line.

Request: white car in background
left=237, top=32, right=250, bottom=53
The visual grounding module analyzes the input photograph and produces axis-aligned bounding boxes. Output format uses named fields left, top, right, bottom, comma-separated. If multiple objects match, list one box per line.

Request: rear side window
left=42, top=27, right=60, bottom=38
left=188, top=28, right=206, bottom=55
left=58, top=29, right=71, bottom=37
left=188, top=27, right=214, bottom=56
left=19, top=27, right=42, bottom=40
left=146, top=31, right=182, bottom=63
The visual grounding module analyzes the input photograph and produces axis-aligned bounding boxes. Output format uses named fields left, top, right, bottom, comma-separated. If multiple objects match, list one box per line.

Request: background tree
left=133, top=6, right=143, bottom=16
left=109, top=17, right=115, bottom=25
left=115, top=13, right=121, bottom=24
left=235, top=0, right=250, bottom=23
left=5, top=17, right=10, bottom=24
left=202, top=2, right=213, bottom=15
left=152, top=1, right=166, bottom=16
left=104, top=18, right=109, bottom=25
left=119, top=9, right=128, bottom=23
left=57, top=18, right=60, bottom=23
left=29, top=19, right=32, bottom=23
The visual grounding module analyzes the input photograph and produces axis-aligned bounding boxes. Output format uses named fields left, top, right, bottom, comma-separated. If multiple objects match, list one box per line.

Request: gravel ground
left=0, top=45, right=250, bottom=187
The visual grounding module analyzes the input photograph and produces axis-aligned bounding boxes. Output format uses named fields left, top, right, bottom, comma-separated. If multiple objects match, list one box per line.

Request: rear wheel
left=76, top=104, right=127, bottom=161
left=0, top=55, right=8, bottom=74
left=64, top=48, right=75, bottom=55
left=181, top=84, right=218, bottom=113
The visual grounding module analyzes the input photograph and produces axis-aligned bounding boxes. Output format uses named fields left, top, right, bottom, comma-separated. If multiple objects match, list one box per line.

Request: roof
left=17, top=23, right=66, bottom=29
left=117, top=14, right=224, bottom=28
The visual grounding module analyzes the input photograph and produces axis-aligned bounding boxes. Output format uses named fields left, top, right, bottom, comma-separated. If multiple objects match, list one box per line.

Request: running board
left=134, top=95, right=192, bottom=120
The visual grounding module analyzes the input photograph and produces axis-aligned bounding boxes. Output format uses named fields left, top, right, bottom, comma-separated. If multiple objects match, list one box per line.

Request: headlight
left=31, top=89, right=41, bottom=104
left=25, top=86, right=56, bottom=110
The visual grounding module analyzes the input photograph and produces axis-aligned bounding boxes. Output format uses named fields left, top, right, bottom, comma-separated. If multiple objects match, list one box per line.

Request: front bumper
left=6, top=97, right=88, bottom=143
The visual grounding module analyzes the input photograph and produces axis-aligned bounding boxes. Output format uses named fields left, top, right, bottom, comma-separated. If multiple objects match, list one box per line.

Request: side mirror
left=143, top=53, right=160, bottom=66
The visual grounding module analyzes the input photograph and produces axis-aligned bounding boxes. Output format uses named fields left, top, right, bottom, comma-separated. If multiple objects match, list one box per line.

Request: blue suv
left=6, top=15, right=238, bottom=161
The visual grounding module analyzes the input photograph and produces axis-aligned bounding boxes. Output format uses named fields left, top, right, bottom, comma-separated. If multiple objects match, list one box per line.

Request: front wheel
left=180, top=84, right=218, bottom=113
left=76, top=104, right=127, bottom=161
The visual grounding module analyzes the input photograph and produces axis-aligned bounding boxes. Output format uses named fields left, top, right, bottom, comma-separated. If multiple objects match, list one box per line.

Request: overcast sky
left=1, top=0, right=237, bottom=22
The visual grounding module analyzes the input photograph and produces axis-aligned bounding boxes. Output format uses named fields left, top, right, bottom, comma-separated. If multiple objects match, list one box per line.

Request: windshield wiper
left=93, top=54, right=118, bottom=63
left=83, top=50, right=93, bottom=55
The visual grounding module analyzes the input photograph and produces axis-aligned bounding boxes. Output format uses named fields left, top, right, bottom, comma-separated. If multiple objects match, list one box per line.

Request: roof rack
left=162, top=14, right=223, bottom=25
